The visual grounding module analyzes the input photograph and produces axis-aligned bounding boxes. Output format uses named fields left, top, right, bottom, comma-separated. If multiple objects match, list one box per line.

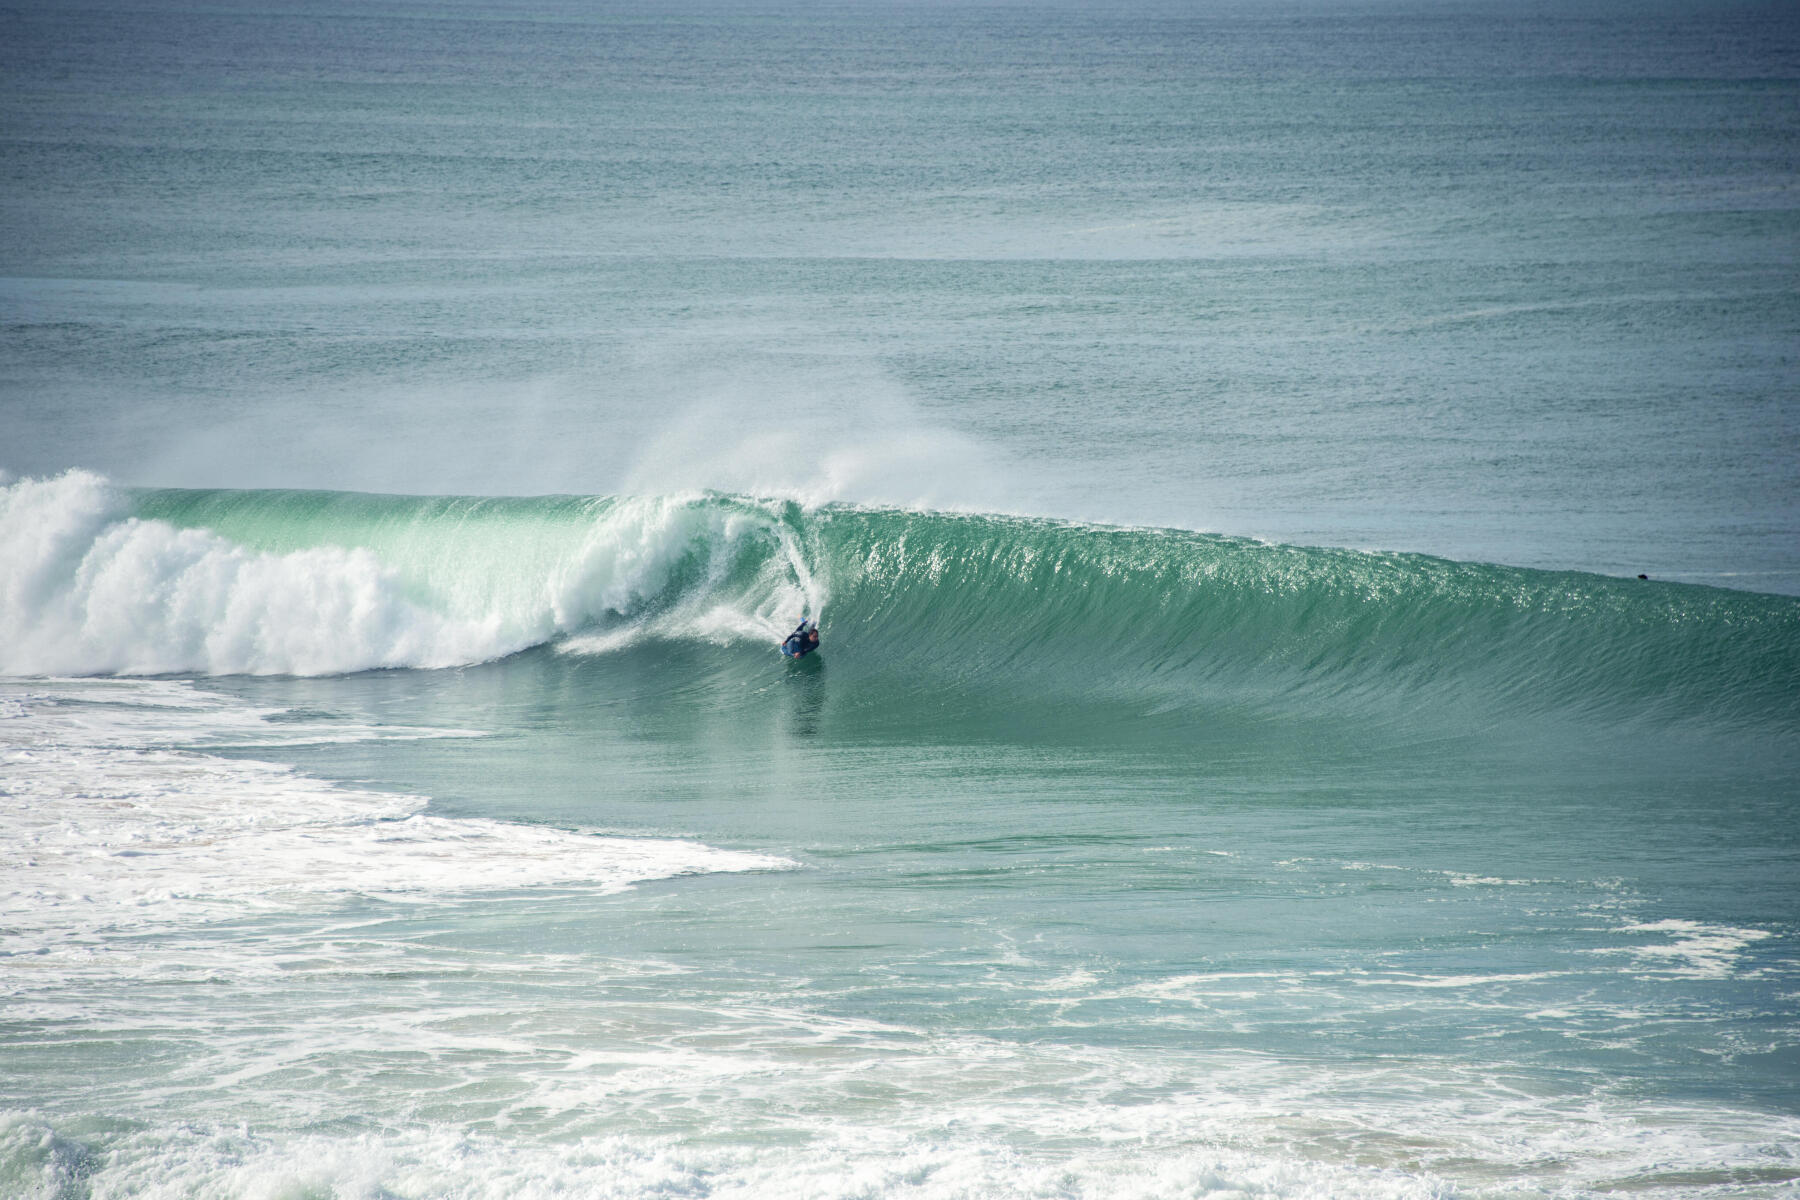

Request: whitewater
left=0, top=470, right=821, bottom=676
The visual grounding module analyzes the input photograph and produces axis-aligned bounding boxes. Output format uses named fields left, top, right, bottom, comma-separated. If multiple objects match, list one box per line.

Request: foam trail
left=0, top=679, right=795, bottom=955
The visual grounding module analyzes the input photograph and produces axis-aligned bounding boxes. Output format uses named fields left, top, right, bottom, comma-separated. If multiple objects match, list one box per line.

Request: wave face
left=3, top=471, right=1796, bottom=729
left=824, top=509, right=1800, bottom=730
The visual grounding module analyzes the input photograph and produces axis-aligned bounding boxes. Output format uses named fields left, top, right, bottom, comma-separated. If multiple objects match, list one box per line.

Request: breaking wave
left=3, top=470, right=1796, bottom=729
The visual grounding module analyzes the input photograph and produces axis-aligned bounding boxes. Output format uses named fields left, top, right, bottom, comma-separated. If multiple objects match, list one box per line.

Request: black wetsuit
left=783, top=620, right=816, bottom=657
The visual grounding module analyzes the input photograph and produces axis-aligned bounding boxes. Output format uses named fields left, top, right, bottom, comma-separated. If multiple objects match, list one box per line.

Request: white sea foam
left=0, top=470, right=486, bottom=674
left=0, top=1108, right=1454, bottom=1200
left=7, top=1039, right=1799, bottom=1200
left=0, top=470, right=822, bottom=676
left=0, top=679, right=795, bottom=956
left=1599, top=918, right=1776, bottom=980
left=1365, top=972, right=1561, bottom=989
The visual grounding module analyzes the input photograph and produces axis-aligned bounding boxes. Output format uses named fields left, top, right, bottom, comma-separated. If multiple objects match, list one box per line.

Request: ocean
left=3, top=1, right=1799, bottom=1196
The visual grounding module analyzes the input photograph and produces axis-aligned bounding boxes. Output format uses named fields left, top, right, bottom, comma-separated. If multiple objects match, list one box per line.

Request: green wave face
left=106, top=484, right=1800, bottom=735
left=816, top=508, right=1800, bottom=730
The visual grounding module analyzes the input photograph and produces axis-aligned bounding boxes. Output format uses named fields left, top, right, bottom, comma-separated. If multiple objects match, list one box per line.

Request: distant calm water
left=3, top=1, right=1798, bottom=1197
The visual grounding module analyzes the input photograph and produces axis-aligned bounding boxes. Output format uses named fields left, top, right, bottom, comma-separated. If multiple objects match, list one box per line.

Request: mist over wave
left=2, top=470, right=1796, bottom=730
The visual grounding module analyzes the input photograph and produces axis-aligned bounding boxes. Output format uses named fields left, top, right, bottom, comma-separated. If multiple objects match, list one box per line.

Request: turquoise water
left=3, top=1, right=1799, bottom=1197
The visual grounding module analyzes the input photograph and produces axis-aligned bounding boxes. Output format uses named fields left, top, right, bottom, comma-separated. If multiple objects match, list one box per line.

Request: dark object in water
left=781, top=618, right=820, bottom=658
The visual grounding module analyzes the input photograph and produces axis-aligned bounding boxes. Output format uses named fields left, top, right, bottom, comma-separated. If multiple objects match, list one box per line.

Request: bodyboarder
left=780, top=617, right=820, bottom=658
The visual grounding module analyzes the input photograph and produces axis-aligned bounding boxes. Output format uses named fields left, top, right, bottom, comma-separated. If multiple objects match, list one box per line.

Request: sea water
left=3, top=1, right=1798, bottom=1197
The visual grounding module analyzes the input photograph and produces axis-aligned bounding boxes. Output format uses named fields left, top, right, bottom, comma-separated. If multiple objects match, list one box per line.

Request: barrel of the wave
left=780, top=617, right=821, bottom=659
